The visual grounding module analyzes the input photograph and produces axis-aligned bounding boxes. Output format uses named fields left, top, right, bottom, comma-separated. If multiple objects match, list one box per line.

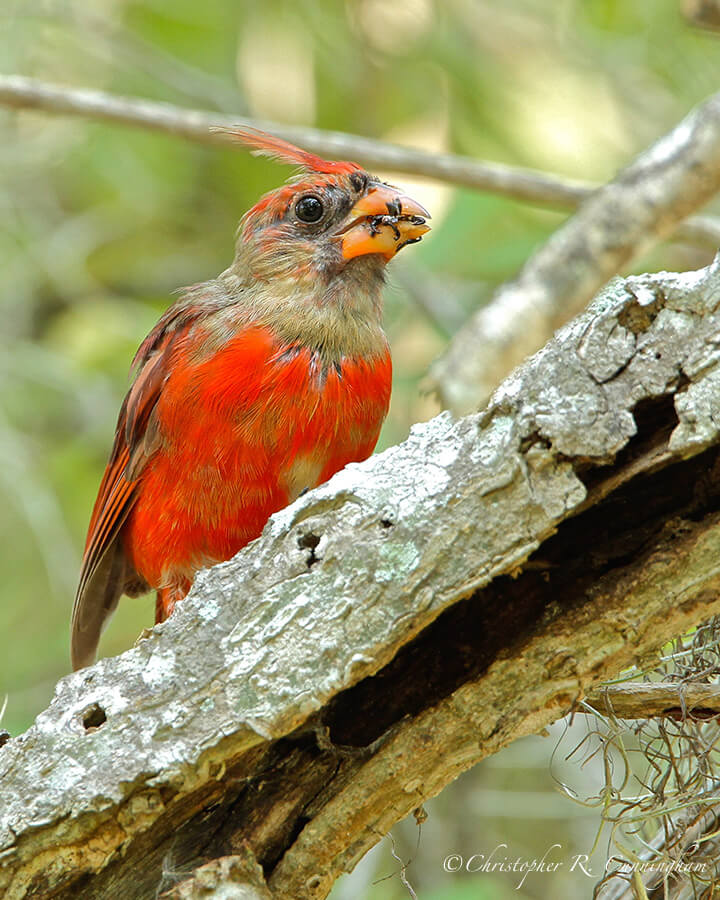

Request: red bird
left=70, top=129, right=430, bottom=670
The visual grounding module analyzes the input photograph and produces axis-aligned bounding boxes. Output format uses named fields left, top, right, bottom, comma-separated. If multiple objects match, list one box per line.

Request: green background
left=1, top=1, right=718, bottom=896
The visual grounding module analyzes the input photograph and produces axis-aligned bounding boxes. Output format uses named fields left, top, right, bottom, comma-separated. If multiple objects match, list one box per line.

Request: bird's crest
left=212, top=126, right=362, bottom=176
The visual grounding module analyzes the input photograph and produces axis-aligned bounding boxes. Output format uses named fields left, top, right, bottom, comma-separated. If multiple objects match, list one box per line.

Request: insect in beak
left=337, top=183, right=431, bottom=260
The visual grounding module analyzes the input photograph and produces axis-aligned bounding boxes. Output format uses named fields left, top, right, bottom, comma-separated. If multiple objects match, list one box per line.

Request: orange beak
left=337, top=182, right=431, bottom=261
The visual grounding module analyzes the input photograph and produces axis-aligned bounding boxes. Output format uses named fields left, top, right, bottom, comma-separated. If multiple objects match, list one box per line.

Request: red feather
left=72, top=309, right=391, bottom=668
left=70, top=126, right=413, bottom=670
left=122, top=324, right=391, bottom=594
left=212, top=126, right=362, bottom=176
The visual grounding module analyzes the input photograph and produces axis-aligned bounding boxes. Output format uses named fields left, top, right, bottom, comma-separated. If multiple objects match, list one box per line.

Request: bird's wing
left=70, top=303, right=199, bottom=670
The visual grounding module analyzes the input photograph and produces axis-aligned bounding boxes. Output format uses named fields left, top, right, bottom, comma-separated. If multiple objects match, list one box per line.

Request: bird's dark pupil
left=296, top=196, right=323, bottom=223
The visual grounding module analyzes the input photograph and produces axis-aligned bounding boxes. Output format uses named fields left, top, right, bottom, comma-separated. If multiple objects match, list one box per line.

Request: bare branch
left=429, top=90, right=720, bottom=414
left=0, top=74, right=596, bottom=199
left=0, top=74, right=718, bottom=255
left=4, top=260, right=720, bottom=898
left=586, top=683, right=720, bottom=720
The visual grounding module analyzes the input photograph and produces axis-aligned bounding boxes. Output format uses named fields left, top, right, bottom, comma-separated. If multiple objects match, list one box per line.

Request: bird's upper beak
left=336, top=182, right=431, bottom=261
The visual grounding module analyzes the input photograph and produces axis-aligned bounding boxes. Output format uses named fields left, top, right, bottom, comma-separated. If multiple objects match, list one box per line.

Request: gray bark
left=3, top=259, right=720, bottom=898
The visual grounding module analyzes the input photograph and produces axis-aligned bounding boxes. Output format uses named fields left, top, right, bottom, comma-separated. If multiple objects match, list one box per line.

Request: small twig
left=0, top=74, right=718, bottom=254
left=571, top=622, right=720, bottom=898
left=429, top=90, right=720, bottom=414
left=387, top=833, right=418, bottom=900
left=596, top=796, right=720, bottom=899
left=585, top=683, right=720, bottom=721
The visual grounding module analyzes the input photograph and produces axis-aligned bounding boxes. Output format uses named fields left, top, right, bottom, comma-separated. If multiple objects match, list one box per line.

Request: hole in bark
left=625, top=390, right=678, bottom=451
left=0, top=730, right=10, bottom=748
left=676, top=372, right=691, bottom=393
left=380, top=517, right=394, bottom=529
left=82, top=703, right=107, bottom=731
left=519, top=430, right=551, bottom=454
left=297, top=532, right=321, bottom=568
left=323, top=439, right=720, bottom=748
left=618, top=292, right=662, bottom=334
left=577, top=392, right=679, bottom=493
left=68, top=389, right=720, bottom=893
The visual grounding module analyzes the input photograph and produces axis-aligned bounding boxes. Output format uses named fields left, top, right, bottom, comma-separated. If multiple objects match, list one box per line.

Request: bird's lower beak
left=337, top=183, right=431, bottom=261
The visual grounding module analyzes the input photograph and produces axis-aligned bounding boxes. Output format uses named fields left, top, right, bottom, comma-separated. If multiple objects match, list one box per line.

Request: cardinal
left=70, top=128, right=430, bottom=670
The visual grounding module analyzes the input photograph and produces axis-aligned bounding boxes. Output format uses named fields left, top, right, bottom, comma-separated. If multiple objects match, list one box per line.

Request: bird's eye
left=295, top=195, right=324, bottom=223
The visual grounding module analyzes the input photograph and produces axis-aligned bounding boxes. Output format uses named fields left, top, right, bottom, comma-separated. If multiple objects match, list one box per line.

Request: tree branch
left=429, top=90, right=720, bottom=414
left=585, top=683, right=720, bottom=720
left=0, top=74, right=719, bottom=253
left=4, top=260, right=720, bottom=898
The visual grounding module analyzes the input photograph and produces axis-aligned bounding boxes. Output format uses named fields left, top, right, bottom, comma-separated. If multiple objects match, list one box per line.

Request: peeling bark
left=4, top=260, right=720, bottom=898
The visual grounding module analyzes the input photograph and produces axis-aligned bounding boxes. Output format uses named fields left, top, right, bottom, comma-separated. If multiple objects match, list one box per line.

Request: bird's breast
left=124, top=324, right=391, bottom=587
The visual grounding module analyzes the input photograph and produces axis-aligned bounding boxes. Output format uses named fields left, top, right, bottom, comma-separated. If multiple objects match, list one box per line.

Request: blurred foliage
left=1, top=1, right=719, bottom=897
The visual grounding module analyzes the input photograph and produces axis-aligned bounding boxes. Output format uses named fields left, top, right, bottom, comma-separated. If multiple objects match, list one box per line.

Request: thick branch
left=0, top=74, right=719, bottom=252
left=430, top=90, right=720, bottom=414
left=3, top=261, right=720, bottom=898
left=271, top=518, right=720, bottom=899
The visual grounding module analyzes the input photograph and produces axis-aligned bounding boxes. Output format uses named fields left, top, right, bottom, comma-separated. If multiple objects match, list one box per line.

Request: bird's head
left=216, top=128, right=430, bottom=287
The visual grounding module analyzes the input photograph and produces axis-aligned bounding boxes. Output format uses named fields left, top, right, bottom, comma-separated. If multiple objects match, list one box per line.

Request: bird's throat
left=219, top=258, right=388, bottom=364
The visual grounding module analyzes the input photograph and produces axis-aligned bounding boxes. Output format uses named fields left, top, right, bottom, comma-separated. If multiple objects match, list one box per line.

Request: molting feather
left=211, top=126, right=362, bottom=176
